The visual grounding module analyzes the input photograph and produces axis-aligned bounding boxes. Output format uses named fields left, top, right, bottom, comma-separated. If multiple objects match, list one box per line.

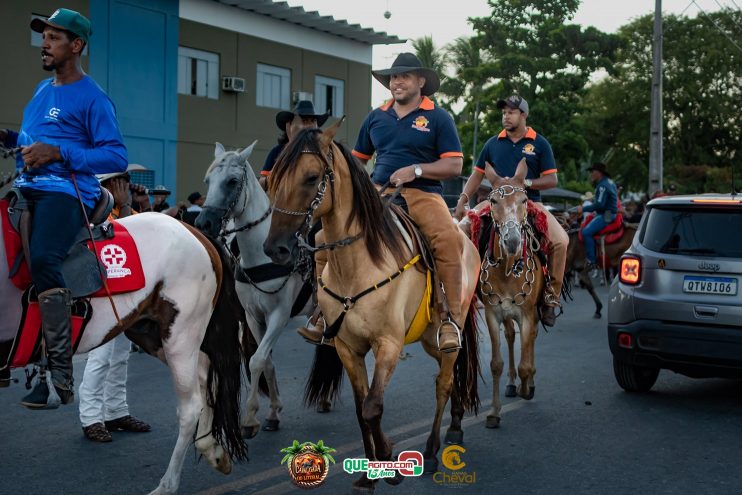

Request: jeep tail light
left=617, top=332, right=633, bottom=349
left=619, top=256, right=641, bottom=285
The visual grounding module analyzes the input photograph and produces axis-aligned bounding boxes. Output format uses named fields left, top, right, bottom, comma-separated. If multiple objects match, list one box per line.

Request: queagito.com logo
left=343, top=450, right=424, bottom=480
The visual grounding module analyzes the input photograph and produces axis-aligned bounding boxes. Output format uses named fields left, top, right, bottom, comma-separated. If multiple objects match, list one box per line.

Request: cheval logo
left=100, top=244, right=131, bottom=279
left=46, top=107, right=61, bottom=122
left=434, top=445, right=476, bottom=486
left=411, top=116, right=431, bottom=132
left=698, top=261, right=720, bottom=272
left=522, top=143, right=536, bottom=155
left=281, top=440, right=335, bottom=489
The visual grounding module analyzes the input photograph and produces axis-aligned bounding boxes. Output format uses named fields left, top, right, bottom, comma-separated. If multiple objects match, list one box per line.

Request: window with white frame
left=177, top=47, right=219, bottom=100
left=314, top=76, right=344, bottom=118
left=31, top=14, right=88, bottom=54
left=256, top=64, right=291, bottom=109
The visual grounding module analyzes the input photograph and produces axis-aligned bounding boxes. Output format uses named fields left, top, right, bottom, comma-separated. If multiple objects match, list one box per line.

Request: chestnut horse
left=263, top=124, right=481, bottom=493
left=476, top=161, right=546, bottom=429
left=0, top=207, right=246, bottom=494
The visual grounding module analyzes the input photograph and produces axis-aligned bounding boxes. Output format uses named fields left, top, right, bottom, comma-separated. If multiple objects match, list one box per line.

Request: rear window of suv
left=640, top=206, right=742, bottom=258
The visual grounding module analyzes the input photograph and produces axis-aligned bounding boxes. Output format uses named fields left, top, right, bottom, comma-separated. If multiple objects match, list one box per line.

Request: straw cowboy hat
left=96, top=163, right=146, bottom=183
left=371, top=52, right=440, bottom=96
left=580, top=191, right=594, bottom=201
left=275, top=100, right=330, bottom=131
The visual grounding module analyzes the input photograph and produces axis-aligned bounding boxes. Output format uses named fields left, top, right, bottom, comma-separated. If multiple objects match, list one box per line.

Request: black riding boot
left=0, top=339, right=12, bottom=387
left=21, top=288, right=75, bottom=409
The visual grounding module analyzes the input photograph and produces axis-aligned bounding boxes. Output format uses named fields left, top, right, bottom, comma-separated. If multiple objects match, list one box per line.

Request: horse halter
left=487, top=184, right=528, bottom=241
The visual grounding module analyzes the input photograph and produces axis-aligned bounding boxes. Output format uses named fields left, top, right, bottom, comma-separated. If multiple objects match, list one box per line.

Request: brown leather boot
left=437, top=319, right=462, bottom=353
left=297, top=313, right=334, bottom=347
left=540, top=305, right=558, bottom=327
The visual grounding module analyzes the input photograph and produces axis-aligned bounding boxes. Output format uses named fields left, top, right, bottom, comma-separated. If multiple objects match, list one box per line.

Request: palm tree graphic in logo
left=281, top=440, right=336, bottom=488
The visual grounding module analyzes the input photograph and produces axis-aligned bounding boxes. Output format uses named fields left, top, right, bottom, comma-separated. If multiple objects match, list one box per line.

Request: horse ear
left=214, top=142, right=226, bottom=158
left=320, top=116, right=345, bottom=147
left=514, top=158, right=528, bottom=182
left=238, top=140, right=258, bottom=164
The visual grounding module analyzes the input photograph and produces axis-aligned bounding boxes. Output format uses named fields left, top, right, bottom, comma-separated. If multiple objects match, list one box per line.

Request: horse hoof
left=505, top=385, right=517, bottom=397
left=241, top=425, right=260, bottom=439
left=424, top=457, right=438, bottom=474
left=383, top=462, right=405, bottom=486
left=262, top=419, right=280, bottom=432
left=485, top=415, right=501, bottom=429
left=444, top=429, right=463, bottom=445
left=316, top=401, right=331, bottom=413
left=351, top=479, right=376, bottom=494
left=525, top=386, right=535, bottom=400
left=593, top=312, right=602, bottom=319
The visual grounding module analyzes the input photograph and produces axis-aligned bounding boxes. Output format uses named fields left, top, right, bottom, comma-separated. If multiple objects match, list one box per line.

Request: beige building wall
left=176, top=19, right=372, bottom=200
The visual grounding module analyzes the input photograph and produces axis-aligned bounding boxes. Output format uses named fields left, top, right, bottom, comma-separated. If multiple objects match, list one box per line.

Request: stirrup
left=436, top=317, right=462, bottom=353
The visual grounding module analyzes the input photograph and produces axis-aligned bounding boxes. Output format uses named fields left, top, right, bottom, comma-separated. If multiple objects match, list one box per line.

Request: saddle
left=1, top=188, right=146, bottom=370
left=578, top=212, right=624, bottom=245
left=467, top=202, right=551, bottom=262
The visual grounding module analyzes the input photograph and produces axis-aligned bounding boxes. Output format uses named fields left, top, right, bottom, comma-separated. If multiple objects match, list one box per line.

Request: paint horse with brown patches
left=263, top=124, right=481, bottom=494
left=0, top=212, right=246, bottom=495
left=476, top=160, right=546, bottom=429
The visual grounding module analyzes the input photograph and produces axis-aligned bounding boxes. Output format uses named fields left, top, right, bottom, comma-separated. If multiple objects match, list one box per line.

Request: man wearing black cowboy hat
left=577, top=162, right=619, bottom=270
left=259, top=100, right=329, bottom=189
left=348, top=52, right=467, bottom=352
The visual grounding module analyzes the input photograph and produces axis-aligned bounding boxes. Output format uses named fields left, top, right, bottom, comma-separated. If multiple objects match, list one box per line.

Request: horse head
left=264, top=119, right=343, bottom=266
left=488, top=158, right=529, bottom=257
left=196, top=140, right=259, bottom=238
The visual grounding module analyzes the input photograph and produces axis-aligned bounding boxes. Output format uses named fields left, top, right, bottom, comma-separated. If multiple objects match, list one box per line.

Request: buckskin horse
left=0, top=185, right=246, bottom=495
left=565, top=221, right=637, bottom=318
left=196, top=141, right=320, bottom=440
left=263, top=123, right=481, bottom=493
left=468, top=160, right=546, bottom=429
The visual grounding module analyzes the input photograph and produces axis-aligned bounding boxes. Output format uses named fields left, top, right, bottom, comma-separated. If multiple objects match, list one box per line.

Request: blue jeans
left=21, top=189, right=88, bottom=293
left=583, top=214, right=614, bottom=264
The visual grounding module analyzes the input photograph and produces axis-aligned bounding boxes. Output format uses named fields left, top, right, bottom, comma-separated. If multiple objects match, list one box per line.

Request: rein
left=318, top=254, right=422, bottom=341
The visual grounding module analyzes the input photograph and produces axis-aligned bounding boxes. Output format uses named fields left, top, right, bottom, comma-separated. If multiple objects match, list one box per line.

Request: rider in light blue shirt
left=578, top=162, right=619, bottom=268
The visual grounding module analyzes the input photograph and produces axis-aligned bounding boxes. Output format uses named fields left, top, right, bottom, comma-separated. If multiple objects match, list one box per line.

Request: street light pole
left=648, top=0, right=663, bottom=196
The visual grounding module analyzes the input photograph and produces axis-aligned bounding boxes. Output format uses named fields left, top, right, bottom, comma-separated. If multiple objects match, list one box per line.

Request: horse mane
left=271, top=128, right=407, bottom=267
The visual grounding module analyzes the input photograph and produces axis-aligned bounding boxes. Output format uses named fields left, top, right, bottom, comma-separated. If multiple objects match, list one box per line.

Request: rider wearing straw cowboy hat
left=0, top=8, right=127, bottom=408
left=329, top=52, right=466, bottom=352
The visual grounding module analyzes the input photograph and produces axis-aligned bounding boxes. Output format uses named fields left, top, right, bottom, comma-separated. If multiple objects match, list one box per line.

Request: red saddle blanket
left=466, top=200, right=551, bottom=254
left=1, top=199, right=145, bottom=295
left=578, top=213, right=624, bottom=244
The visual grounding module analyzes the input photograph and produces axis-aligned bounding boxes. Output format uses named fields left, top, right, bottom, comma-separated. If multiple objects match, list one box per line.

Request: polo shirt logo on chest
left=522, top=143, right=536, bottom=155
left=411, top=115, right=431, bottom=132
left=46, top=107, right=62, bottom=122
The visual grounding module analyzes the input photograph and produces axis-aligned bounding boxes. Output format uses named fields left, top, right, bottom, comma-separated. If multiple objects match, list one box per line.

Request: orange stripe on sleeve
left=473, top=166, right=486, bottom=174
left=260, top=170, right=271, bottom=177
left=540, top=168, right=557, bottom=176
left=440, top=152, right=464, bottom=158
left=352, top=150, right=372, bottom=160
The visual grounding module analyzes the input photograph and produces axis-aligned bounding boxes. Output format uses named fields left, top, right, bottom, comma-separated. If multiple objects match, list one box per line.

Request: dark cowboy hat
left=587, top=162, right=611, bottom=178
left=275, top=100, right=330, bottom=131
left=371, top=52, right=440, bottom=97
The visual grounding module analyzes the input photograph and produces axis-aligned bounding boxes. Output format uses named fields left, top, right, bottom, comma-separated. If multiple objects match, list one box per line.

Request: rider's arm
left=533, top=139, right=558, bottom=190
left=527, top=172, right=558, bottom=190
left=583, top=185, right=607, bottom=213
left=455, top=168, right=484, bottom=213
left=59, top=95, right=127, bottom=175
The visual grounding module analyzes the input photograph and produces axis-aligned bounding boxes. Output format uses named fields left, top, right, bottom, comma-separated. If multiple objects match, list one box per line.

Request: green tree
left=580, top=9, right=742, bottom=193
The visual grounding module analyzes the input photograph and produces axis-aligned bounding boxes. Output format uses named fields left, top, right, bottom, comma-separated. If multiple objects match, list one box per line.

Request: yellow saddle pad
left=404, top=270, right=432, bottom=345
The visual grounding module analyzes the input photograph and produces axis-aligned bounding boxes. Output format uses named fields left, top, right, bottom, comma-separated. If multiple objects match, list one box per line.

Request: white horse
left=196, top=142, right=316, bottom=439
left=0, top=209, right=246, bottom=495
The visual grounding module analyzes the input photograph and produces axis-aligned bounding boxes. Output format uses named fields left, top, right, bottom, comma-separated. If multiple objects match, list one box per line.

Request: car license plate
left=683, top=276, right=737, bottom=296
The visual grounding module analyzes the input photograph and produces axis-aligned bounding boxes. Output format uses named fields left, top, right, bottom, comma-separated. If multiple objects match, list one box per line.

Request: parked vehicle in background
left=608, top=194, right=742, bottom=392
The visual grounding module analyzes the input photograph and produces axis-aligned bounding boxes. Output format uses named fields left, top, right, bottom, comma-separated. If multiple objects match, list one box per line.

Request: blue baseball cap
left=31, top=8, right=92, bottom=43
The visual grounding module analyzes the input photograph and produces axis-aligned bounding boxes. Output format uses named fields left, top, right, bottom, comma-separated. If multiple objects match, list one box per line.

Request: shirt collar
left=497, top=127, right=537, bottom=140
left=379, top=95, right=435, bottom=112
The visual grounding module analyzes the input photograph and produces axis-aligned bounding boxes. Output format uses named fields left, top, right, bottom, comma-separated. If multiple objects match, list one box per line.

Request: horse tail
left=303, top=345, right=344, bottom=408
left=453, top=300, right=481, bottom=414
left=241, top=322, right=271, bottom=397
left=200, top=237, right=249, bottom=461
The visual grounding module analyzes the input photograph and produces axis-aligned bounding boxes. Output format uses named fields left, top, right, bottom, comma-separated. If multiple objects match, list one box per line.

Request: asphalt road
left=2, top=283, right=741, bottom=495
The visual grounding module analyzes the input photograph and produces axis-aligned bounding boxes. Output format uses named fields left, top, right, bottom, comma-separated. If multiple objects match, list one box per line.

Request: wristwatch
left=414, top=165, right=423, bottom=178
left=524, top=178, right=533, bottom=188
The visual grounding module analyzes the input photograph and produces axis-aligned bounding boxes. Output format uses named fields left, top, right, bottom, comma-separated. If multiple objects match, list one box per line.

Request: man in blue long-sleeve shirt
left=577, top=163, right=618, bottom=270
left=0, top=8, right=127, bottom=409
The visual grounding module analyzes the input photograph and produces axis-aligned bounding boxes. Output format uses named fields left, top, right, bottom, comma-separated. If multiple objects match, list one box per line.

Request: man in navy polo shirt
left=300, top=53, right=470, bottom=352
left=453, top=95, right=568, bottom=326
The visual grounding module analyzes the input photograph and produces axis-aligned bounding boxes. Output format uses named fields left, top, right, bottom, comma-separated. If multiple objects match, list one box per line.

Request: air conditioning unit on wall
left=292, top=91, right=313, bottom=104
left=222, top=76, right=245, bottom=93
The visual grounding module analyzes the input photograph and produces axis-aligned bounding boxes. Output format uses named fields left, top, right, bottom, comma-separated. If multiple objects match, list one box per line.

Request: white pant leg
left=102, top=333, right=131, bottom=421
left=78, top=339, right=115, bottom=427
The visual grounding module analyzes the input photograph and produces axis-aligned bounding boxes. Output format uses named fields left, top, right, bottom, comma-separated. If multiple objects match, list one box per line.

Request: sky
left=285, top=0, right=733, bottom=105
